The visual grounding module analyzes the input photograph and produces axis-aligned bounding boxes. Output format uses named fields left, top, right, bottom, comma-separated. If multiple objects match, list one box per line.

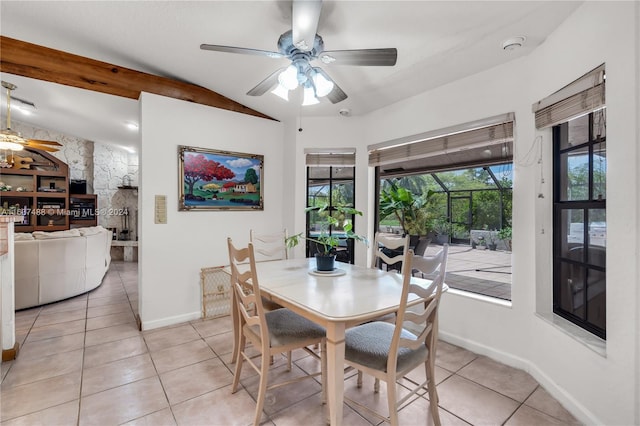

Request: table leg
left=325, top=322, right=345, bottom=426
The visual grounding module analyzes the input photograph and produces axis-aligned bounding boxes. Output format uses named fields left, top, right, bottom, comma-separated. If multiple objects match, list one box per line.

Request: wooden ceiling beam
left=0, top=36, right=275, bottom=121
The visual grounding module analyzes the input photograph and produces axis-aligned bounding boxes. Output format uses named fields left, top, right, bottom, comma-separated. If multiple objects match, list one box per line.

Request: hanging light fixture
left=272, top=58, right=335, bottom=105
left=270, top=84, right=290, bottom=101
left=312, top=68, right=334, bottom=98
left=0, top=82, right=25, bottom=152
left=302, top=82, right=319, bottom=105
left=278, top=64, right=300, bottom=91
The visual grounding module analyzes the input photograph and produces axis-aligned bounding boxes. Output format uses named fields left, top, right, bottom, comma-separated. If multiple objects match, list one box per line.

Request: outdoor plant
left=286, top=203, right=367, bottom=256
left=379, top=182, right=435, bottom=235
left=497, top=226, right=512, bottom=250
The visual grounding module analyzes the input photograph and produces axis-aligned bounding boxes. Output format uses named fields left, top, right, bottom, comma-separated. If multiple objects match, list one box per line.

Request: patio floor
left=423, top=244, right=512, bottom=300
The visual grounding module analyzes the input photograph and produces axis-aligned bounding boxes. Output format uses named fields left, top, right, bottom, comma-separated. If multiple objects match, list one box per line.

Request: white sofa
left=14, top=226, right=112, bottom=310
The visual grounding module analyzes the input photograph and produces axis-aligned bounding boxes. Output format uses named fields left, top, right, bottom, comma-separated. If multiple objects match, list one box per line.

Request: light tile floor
left=1, top=261, right=580, bottom=425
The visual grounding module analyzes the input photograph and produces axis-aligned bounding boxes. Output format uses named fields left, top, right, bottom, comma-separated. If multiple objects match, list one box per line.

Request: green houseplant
left=379, top=182, right=435, bottom=236
left=286, top=203, right=367, bottom=271
left=497, top=226, right=512, bottom=251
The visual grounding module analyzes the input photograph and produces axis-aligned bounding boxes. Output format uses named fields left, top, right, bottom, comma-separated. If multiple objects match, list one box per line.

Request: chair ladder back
left=372, top=233, right=410, bottom=273
left=227, top=239, right=268, bottom=340
left=250, top=229, right=289, bottom=261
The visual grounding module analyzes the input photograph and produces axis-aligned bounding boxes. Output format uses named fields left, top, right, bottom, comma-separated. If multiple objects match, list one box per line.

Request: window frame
left=552, top=111, right=607, bottom=339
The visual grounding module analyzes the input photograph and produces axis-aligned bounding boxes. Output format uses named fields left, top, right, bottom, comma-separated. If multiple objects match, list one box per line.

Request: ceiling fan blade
left=327, top=84, right=347, bottom=104
left=247, top=67, right=287, bottom=96
left=200, top=44, right=284, bottom=59
left=292, top=0, right=322, bottom=52
left=319, top=48, right=398, bottom=66
left=27, top=139, right=62, bottom=146
left=25, top=143, right=59, bottom=152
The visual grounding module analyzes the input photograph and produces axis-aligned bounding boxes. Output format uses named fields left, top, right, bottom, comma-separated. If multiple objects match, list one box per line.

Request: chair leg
left=387, top=376, right=399, bottom=426
left=231, top=334, right=246, bottom=393
left=253, top=351, right=270, bottom=426
left=357, top=370, right=363, bottom=388
left=286, top=350, right=292, bottom=371
left=374, top=378, right=380, bottom=393
left=425, top=360, right=441, bottom=426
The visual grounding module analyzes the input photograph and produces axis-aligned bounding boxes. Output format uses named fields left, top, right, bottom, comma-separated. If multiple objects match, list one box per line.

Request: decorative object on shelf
left=178, top=145, right=263, bottom=211
left=286, top=203, right=367, bottom=271
left=0, top=146, right=70, bottom=231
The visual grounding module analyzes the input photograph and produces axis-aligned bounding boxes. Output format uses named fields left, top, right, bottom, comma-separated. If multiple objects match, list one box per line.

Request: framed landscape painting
left=178, top=146, right=264, bottom=211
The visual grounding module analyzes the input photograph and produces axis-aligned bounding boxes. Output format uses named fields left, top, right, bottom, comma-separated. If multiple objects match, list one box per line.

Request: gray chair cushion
left=345, top=321, right=427, bottom=372
left=265, top=308, right=326, bottom=346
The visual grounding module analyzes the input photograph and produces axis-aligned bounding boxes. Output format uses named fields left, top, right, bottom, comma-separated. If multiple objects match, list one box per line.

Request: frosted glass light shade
left=312, top=71, right=334, bottom=97
left=278, top=65, right=299, bottom=91
left=271, top=84, right=289, bottom=101
left=302, top=85, right=319, bottom=106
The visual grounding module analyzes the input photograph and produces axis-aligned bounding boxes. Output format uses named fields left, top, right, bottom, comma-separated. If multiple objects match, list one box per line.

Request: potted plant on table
left=286, top=203, right=367, bottom=271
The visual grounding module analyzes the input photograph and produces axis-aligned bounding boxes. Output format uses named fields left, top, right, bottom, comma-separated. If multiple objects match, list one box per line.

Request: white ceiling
left=0, top=1, right=582, bottom=151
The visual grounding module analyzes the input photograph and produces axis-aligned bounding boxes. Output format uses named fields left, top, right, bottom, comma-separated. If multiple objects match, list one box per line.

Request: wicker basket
left=200, top=266, right=231, bottom=319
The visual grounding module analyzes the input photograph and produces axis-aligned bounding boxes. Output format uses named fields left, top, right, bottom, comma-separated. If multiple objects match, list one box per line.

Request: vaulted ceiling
left=0, top=1, right=582, bottom=150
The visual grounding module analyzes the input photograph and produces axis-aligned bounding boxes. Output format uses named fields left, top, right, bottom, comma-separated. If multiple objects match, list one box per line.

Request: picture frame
left=178, top=145, right=264, bottom=211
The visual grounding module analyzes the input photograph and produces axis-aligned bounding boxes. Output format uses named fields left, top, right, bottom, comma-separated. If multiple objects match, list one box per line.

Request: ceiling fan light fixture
left=271, top=84, right=290, bottom=101
left=302, top=84, right=319, bottom=106
left=0, top=132, right=25, bottom=151
left=278, top=65, right=299, bottom=91
left=312, top=70, right=334, bottom=98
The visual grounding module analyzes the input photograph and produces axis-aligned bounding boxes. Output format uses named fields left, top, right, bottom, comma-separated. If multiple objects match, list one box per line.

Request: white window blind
left=532, top=64, right=605, bottom=129
left=368, top=118, right=513, bottom=168
left=305, top=148, right=355, bottom=167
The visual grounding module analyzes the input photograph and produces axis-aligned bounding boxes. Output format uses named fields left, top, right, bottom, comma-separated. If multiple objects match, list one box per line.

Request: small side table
left=111, top=240, right=138, bottom=262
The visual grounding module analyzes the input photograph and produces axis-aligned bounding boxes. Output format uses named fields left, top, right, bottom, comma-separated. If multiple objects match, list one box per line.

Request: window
left=369, top=114, right=515, bottom=301
left=305, top=150, right=357, bottom=264
left=553, top=110, right=606, bottom=339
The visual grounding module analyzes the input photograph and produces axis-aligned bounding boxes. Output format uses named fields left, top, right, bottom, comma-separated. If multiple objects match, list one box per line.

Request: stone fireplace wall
left=10, top=120, right=139, bottom=240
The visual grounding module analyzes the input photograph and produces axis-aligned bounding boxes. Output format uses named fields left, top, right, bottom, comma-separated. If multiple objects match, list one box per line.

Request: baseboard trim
left=2, top=342, right=20, bottom=361
left=140, top=310, right=201, bottom=331
left=438, top=330, right=600, bottom=425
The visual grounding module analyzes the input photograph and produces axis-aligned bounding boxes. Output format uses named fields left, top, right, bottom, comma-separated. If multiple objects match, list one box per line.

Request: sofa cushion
left=14, top=233, right=35, bottom=241
left=32, top=229, right=82, bottom=239
left=78, top=226, right=107, bottom=236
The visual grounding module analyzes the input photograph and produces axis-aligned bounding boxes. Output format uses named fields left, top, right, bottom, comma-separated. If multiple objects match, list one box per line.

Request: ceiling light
left=271, top=84, right=289, bottom=101
left=0, top=138, right=25, bottom=151
left=126, top=122, right=139, bottom=131
left=278, top=65, right=299, bottom=91
left=302, top=84, right=319, bottom=106
left=502, top=36, right=526, bottom=51
left=312, top=69, right=334, bottom=97
left=339, top=108, right=351, bottom=117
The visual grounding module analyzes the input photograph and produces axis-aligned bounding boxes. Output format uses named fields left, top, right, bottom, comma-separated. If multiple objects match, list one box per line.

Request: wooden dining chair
left=249, top=228, right=289, bottom=262
left=372, top=232, right=410, bottom=273
left=344, top=244, right=448, bottom=426
left=227, top=238, right=327, bottom=426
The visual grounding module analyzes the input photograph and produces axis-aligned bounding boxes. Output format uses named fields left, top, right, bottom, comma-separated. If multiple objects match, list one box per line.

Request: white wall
left=282, top=116, right=369, bottom=266
left=363, top=3, right=637, bottom=424
left=139, top=93, right=284, bottom=330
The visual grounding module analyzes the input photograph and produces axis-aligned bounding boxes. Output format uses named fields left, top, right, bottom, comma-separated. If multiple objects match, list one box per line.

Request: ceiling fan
left=0, top=81, right=62, bottom=153
left=200, top=0, right=397, bottom=105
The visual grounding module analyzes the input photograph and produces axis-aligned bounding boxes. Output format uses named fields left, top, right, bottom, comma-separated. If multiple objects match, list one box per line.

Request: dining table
left=228, top=257, right=445, bottom=426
